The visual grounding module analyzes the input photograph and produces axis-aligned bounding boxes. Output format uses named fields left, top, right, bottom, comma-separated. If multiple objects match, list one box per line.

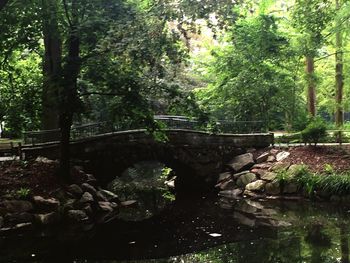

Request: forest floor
left=0, top=145, right=350, bottom=199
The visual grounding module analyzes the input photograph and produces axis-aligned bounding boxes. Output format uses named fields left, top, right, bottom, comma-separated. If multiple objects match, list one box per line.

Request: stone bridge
left=23, top=129, right=274, bottom=191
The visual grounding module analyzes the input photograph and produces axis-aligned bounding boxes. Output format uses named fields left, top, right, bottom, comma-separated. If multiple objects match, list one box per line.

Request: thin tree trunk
left=335, top=0, right=344, bottom=127
left=41, top=0, right=61, bottom=131
left=306, top=56, right=316, bottom=117
left=58, top=0, right=80, bottom=182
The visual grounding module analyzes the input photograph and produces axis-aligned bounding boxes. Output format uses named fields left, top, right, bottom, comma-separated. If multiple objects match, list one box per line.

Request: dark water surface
left=1, top=195, right=350, bottom=263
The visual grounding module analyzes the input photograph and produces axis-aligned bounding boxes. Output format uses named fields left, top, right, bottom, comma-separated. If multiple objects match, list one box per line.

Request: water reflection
left=2, top=195, right=350, bottom=262
left=107, top=161, right=175, bottom=221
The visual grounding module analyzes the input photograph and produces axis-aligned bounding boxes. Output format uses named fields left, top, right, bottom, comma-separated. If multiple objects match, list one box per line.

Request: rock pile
left=0, top=166, right=134, bottom=235
left=216, top=149, right=303, bottom=199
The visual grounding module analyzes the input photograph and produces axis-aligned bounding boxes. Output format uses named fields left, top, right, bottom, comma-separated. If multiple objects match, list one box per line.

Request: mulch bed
left=0, top=161, right=85, bottom=198
left=282, top=146, right=350, bottom=173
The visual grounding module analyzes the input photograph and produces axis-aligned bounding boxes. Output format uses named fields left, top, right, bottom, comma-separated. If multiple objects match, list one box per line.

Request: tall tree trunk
left=41, top=0, right=61, bottom=131
left=335, top=0, right=344, bottom=127
left=306, top=56, right=316, bottom=117
left=58, top=1, right=80, bottom=181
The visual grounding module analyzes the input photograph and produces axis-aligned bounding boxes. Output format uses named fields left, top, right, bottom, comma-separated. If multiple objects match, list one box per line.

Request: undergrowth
left=276, top=164, right=350, bottom=198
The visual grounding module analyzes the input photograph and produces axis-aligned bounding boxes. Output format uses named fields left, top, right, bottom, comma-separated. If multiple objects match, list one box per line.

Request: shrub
left=301, top=118, right=327, bottom=146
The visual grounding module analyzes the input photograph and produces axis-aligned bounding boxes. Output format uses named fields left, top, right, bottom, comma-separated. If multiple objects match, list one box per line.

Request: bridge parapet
left=23, top=117, right=266, bottom=145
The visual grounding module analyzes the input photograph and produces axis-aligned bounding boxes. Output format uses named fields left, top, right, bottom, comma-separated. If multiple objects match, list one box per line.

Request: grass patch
left=275, top=164, right=350, bottom=197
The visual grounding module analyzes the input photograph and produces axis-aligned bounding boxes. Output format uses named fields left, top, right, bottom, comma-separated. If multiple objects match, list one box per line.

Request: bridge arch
left=23, top=130, right=273, bottom=191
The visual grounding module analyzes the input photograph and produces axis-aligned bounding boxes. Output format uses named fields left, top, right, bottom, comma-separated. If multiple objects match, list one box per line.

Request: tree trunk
left=335, top=0, right=344, bottom=127
left=58, top=1, right=81, bottom=181
left=306, top=56, right=316, bottom=117
left=41, top=0, right=61, bottom=131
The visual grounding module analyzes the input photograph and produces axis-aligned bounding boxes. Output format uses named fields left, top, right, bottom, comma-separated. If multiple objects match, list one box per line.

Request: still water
left=1, top=163, right=350, bottom=262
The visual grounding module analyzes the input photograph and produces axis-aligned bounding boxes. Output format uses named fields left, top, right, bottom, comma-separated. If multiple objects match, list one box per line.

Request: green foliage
left=196, top=14, right=302, bottom=130
left=161, top=167, right=173, bottom=179
left=290, top=165, right=350, bottom=197
left=16, top=188, right=31, bottom=199
left=301, top=118, right=327, bottom=145
left=323, top=164, right=334, bottom=174
left=297, top=172, right=350, bottom=197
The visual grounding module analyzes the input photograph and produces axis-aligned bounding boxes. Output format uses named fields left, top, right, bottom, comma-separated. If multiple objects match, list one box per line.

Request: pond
left=1, top=162, right=350, bottom=263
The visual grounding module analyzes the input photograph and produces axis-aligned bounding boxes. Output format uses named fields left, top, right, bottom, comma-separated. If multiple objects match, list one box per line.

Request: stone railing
left=23, top=116, right=266, bottom=145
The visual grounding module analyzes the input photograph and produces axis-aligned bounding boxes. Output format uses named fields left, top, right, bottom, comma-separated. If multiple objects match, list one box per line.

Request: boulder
left=218, top=189, right=243, bottom=198
left=98, top=201, right=114, bottom=212
left=236, top=173, right=257, bottom=188
left=276, top=151, right=290, bottom=162
left=33, top=196, right=60, bottom=212
left=256, top=152, right=270, bottom=163
left=270, top=162, right=291, bottom=172
left=252, top=163, right=272, bottom=170
left=265, top=180, right=281, bottom=195
left=261, top=172, right=277, bottom=181
left=1, top=200, right=33, bottom=213
left=62, top=199, right=76, bottom=212
left=79, top=192, right=94, bottom=204
left=270, top=149, right=279, bottom=155
left=66, top=210, right=89, bottom=222
left=250, top=169, right=266, bottom=178
left=283, top=182, right=298, bottom=194
left=217, top=172, right=232, bottom=183
left=232, top=170, right=250, bottom=180
left=5, top=212, right=33, bottom=224
left=96, top=190, right=120, bottom=203
left=81, top=183, right=97, bottom=196
left=267, top=155, right=276, bottom=162
left=35, top=212, right=60, bottom=225
left=82, top=204, right=93, bottom=215
left=67, top=184, right=83, bottom=197
left=218, top=179, right=236, bottom=191
left=227, top=153, right=255, bottom=172
left=245, top=180, right=266, bottom=192
left=95, top=191, right=109, bottom=202
left=165, top=176, right=176, bottom=189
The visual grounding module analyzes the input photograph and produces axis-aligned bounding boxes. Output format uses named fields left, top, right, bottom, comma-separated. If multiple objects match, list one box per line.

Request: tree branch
left=315, top=50, right=350, bottom=62
left=62, top=0, right=73, bottom=28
